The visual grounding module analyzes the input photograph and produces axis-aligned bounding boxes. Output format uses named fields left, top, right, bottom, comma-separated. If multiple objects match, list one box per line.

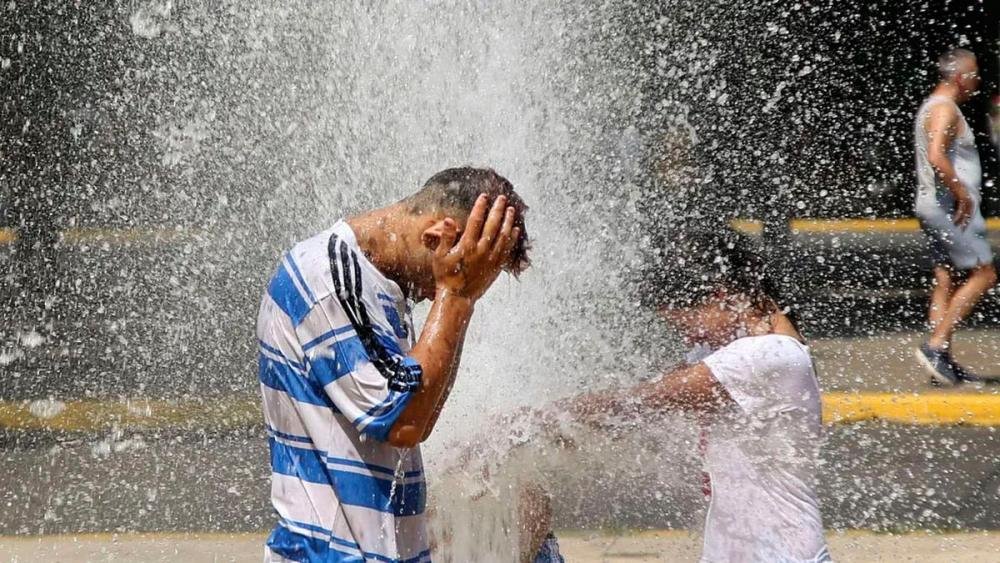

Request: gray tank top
left=914, top=95, right=981, bottom=216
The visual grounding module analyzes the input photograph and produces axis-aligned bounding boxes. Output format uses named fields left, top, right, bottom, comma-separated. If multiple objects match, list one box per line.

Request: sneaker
left=915, top=343, right=959, bottom=387
left=533, top=532, right=565, bottom=563
left=944, top=351, right=985, bottom=383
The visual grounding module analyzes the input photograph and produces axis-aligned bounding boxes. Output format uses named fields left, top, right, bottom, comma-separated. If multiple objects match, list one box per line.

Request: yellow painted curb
left=822, top=391, right=1000, bottom=426
left=0, top=398, right=261, bottom=433
left=732, top=217, right=1000, bottom=236
left=3, top=219, right=997, bottom=247
left=0, top=531, right=265, bottom=542
left=730, top=219, right=764, bottom=235
left=3, top=392, right=1000, bottom=432
left=2, top=220, right=995, bottom=245
left=0, top=228, right=200, bottom=245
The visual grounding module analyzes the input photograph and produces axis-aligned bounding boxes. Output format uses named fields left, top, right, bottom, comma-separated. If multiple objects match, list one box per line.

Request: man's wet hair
left=404, top=167, right=530, bottom=273
left=938, top=48, right=976, bottom=80
left=633, top=227, right=786, bottom=317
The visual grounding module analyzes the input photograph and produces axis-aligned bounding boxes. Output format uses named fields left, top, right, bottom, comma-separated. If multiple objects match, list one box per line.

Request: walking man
left=914, top=48, right=998, bottom=385
left=257, top=167, right=529, bottom=562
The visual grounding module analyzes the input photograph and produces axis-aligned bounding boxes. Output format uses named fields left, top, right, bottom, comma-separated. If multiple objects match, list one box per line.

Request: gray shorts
left=917, top=195, right=993, bottom=271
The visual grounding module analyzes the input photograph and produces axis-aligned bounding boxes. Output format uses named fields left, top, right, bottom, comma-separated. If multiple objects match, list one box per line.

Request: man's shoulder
left=286, top=227, right=343, bottom=279
left=921, top=96, right=960, bottom=121
left=291, top=225, right=337, bottom=257
left=709, top=335, right=818, bottom=413
left=268, top=228, right=340, bottom=322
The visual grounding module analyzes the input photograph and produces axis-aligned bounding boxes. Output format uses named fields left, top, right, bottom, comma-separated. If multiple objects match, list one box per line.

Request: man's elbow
left=387, top=424, right=425, bottom=449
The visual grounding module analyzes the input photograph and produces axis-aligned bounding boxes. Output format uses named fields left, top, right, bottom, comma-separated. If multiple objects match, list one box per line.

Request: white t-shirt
left=700, top=334, right=831, bottom=563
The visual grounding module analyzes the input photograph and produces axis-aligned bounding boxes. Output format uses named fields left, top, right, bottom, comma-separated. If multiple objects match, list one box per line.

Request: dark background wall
left=641, top=0, right=1000, bottom=221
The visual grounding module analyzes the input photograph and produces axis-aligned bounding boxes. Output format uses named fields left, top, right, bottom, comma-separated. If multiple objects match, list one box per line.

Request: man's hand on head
left=390, top=194, right=519, bottom=447
left=432, top=194, right=520, bottom=302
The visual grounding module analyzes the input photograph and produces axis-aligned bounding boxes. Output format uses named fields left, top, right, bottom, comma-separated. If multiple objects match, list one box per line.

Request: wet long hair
left=632, top=227, right=797, bottom=329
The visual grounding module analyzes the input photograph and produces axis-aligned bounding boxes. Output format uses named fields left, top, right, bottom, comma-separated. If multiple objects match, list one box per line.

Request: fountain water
left=132, top=0, right=684, bottom=552
left=9, top=0, right=997, bottom=557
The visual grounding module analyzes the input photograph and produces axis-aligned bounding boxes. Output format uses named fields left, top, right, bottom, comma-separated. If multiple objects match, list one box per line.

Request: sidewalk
left=560, top=529, right=1000, bottom=562
left=2, top=530, right=998, bottom=562
left=813, top=329, right=1000, bottom=425
left=812, top=329, right=1000, bottom=393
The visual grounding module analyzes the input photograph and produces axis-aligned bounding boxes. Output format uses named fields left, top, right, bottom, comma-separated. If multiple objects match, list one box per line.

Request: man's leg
left=518, top=483, right=563, bottom=563
left=927, top=266, right=954, bottom=347
left=929, top=263, right=998, bottom=349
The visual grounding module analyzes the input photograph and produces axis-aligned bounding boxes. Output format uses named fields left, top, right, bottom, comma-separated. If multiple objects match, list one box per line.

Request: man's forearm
left=561, top=364, right=729, bottom=427
left=420, top=339, right=464, bottom=441
left=388, top=291, right=473, bottom=446
left=561, top=379, right=662, bottom=427
left=931, top=157, right=969, bottom=199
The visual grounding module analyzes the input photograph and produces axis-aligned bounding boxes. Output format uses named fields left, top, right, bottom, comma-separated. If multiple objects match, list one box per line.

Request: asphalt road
left=1, top=421, right=999, bottom=535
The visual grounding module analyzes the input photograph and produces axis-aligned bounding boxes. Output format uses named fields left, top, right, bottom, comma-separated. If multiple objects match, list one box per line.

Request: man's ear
left=421, top=218, right=460, bottom=252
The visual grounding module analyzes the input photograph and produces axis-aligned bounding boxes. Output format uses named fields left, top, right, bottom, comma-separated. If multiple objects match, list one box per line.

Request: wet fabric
left=258, top=220, right=429, bottom=563
left=913, top=95, right=993, bottom=271
left=700, top=334, right=830, bottom=563
left=919, top=210, right=993, bottom=271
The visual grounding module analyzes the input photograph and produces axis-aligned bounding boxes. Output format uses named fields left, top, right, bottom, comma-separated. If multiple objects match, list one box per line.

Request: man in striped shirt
left=258, top=167, right=530, bottom=562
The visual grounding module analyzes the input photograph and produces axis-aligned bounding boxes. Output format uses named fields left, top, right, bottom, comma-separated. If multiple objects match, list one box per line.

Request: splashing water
left=428, top=408, right=702, bottom=561
left=237, top=4, right=686, bottom=553
left=9, top=0, right=997, bottom=553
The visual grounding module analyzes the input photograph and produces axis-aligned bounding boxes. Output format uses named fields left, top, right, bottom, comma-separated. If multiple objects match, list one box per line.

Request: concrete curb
left=2, top=219, right=998, bottom=247
left=0, top=398, right=260, bottom=433
left=823, top=391, right=1000, bottom=426
left=731, top=217, right=1000, bottom=235
left=0, top=528, right=990, bottom=540
left=0, top=227, right=201, bottom=245
left=3, top=392, right=1000, bottom=433
left=2, top=529, right=997, bottom=563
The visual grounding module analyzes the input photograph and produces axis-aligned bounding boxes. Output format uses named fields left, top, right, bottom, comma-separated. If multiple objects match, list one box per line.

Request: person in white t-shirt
left=560, top=228, right=831, bottom=563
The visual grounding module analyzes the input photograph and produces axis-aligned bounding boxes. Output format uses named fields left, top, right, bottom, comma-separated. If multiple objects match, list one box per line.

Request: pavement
left=813, top=329, right=1000, bottom=393
left=814, top=329, right=1000, bottom=425
left=2, top=329, right=1000, bottom=540
left=560, top=530, right=1000, bottom=562
left=1, top=530, right=999, bottom=562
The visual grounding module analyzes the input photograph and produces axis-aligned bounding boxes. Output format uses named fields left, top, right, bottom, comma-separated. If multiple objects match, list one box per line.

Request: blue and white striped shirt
left=258, top=220, right=429, bottom=563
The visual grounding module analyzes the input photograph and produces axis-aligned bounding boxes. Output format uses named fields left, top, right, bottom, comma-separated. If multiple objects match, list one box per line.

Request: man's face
left=955, top=59, right=980, bottom=101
